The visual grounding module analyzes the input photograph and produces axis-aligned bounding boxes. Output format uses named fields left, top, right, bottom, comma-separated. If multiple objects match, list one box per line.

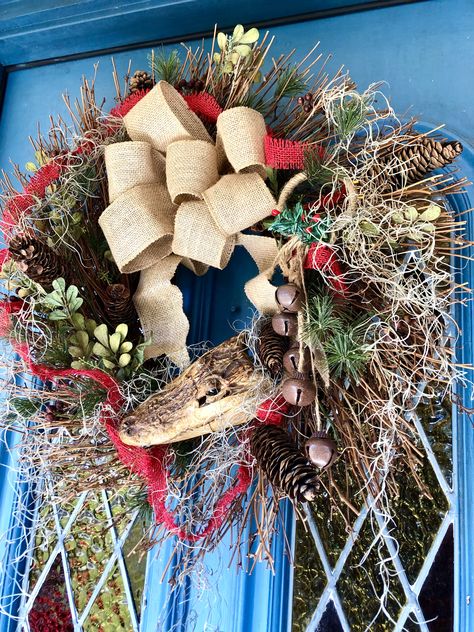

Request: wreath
left=0, top=23, right=467, bottom=589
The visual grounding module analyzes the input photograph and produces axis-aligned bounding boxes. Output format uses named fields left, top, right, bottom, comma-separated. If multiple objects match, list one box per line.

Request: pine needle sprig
left=325, top=329, right=370, bottom=382
left=332, top=93, right=371, bottom=138
left=301, top=293, right=344, bottom=346
left=304, top=148, right=338, bottom=187
left=148, top=49, right=182, bottom=85
left=274, top=66, right=308, bottom=100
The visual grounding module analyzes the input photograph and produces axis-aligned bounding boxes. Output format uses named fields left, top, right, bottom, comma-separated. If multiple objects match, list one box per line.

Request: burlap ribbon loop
left=101, top=81, right=280, bottom=365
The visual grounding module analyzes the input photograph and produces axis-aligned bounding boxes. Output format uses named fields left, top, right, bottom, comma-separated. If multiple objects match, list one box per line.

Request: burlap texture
left=166, top=140, right=219, bottom=204
left=172, top=200, right=235, bottom=269
left=99, top=183, right=176, bottom=273
left=237, top=233, right=279, bottom=315
left=102, top=81, right=283, bottom=363
left=124, top=81, right=211, bottom=150
left=105, top=142, right=166, bottom=202
left=133, top=255, right=190, bottom=367
left=216, top=107, right=267, bottom=178
left=203, top=173, right=275, bottom=236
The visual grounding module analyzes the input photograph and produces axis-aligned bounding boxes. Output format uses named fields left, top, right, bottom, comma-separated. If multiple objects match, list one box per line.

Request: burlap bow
left=100, top=81, right=279, bottom=366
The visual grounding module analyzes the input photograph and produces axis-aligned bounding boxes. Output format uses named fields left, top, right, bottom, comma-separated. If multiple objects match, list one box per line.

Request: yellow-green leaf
left=71, top=361, right=87, bottom=370
left=391, top=212, right=405, bottom=224
left=115, top=323, right=128, bottom=341
left=418, top=204, right=441, bottom=222
left=223, top=62, right=234, bottom=74
left=213, top=52, right=221, bottom=64
left=232, top=24, right=244, bottom=42
left=118, top=353, right=132, bottom=368
left=239, top=28, right=259, bottom=44
left=217, top=32, right=227, bottom=50
left=230, top=52, right=240, bottom=65
left=120, top=341, right=133, bottom=354
left=92, top=342, right=111, bottom=358
left=234, top=44, right=252, bottom=58
left=109, top=332, right=122, bottom=353
left=102, top=358, right=116, bottom=370
left=25, top=162, right=38, bottom=172
left=75, top=331, right=89, bottom=349
left=68, top=346, right=84, bottom=358
left=360, top=220, right=380, bottom=236
left=404, top=206, right=419, bottom=222
left=94, top=324, right=109, bottom=347
left=418, top=222, right=436, bottom=232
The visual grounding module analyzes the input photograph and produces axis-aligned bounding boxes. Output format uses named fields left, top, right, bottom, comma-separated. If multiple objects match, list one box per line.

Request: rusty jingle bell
left=272, top=312, right=298, bottom=337
left=275, top=283, right=302, bottom=313
left=305, top=431, right=337, bottom=468
left=281, top=375, right=317, bottom=407
left=283, top=345, right=311, bottom=374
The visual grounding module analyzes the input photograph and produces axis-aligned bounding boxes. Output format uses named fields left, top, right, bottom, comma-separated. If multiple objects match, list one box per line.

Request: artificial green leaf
left=223, top=62, right=234, bottom=74
left=115, top=324, right=128, bottom=341
left=418, top=222, right=436, bottom=232
left=11, top=397, right=41, bottom=418
left=70, top=297, right=83, bottom=312
left=407, top=231, right=423, bottom=241
left=213, top=52, right=221, bottom=64
left=360, top=220, right=380, bottom=236
left=239, top=28, right=259, bottom=44
left=118, top=353, right=132, bottom=368
left=217, top=32, right=227, bottom=50
left=92, top=342, right=111, bottom=358
left=75, top=330, right=89, bottom=348
left=230, top=51, right=240, bottom=65
left=48, top=310, right=68, bottom=321
left=94, top=324, right=109, bottom=347
left=109, top=332, right=122, bottom=354
left=102, top=358, right=116, bottom=370
left=66, top=286, right=78, bottom=302
left=68, top=346, right=84, bottom=358
left=120, top=341, right=133, bottom=353
left=71, top=361, right=87, bottom=370
left=85, top=319, right=97, bottom=336
left=232, top=24, right=245, bottom=42
left=404, top=207, right=419, bottom=222
left=419, top=204, right=441, bottom=222
left=71, top=313, right=85, bottom=330
left=234, top=44, right=252, bottom=58
left=43, top=295, right=63, bottom=308
left=391, top=212, right=405, bottom=224
left=52, top=278, right=66, bottom=293
left=25, top=162, right=37, bottom=172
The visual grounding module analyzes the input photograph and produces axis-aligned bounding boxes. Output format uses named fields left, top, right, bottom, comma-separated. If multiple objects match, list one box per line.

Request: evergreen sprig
left=274, top=67, right=307, bottom=100
left=301, top=292, right=371, bottom=383
left=332, top=94, right=371, bottom=138
left=149, top=49, right=181, bottom=85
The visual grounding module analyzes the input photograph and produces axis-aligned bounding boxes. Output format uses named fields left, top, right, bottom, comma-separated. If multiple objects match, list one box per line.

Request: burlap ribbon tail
left=100, top=81, right=279, bottom=366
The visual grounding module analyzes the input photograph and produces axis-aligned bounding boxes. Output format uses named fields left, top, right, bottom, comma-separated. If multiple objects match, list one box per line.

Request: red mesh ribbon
left=304, top=243, right=348, bottom=296
left=264, top=134, right=308, bottom=170
left=183, top=92, right=223, bottom=123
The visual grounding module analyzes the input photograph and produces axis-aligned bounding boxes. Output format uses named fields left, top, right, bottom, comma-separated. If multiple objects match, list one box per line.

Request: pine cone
left=104, top=283, right=136, bottom=327
left=129, top=70, right=153, bottom=94
left=250, top=425, right=319, bottom=502
left=256, top=320, right=288, bottom=376
left=397, top=136, right=463, bottom=184
left=9, top=235, right=66, bottom=290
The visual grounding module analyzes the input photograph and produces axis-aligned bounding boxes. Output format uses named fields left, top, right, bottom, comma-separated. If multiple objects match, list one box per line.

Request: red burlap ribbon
left=304, top=243, right=348, bottom=295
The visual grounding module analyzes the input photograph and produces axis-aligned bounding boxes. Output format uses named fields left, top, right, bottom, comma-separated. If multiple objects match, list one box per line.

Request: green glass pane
left=66, top=493, right=114, bottom=614
left=307, top=459, right=364, bottom=567
left=390, top=443, right=449, bottom=585
left=122, top=516, right=148, bottom=615
left=337, top=520, right=404, bottom=631
left=83, top=563, right=133, bottom=632
left=291, top=516, right=326, bottom=632
left=417, top=397, right=452, bottom=488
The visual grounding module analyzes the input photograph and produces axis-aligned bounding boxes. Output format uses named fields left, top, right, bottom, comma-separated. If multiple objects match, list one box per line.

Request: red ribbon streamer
left=304, top=243, right=348, bottom=296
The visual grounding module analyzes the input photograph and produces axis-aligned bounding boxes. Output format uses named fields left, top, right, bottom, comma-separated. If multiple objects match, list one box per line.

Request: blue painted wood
left=0, top=1, right=427, bottom=67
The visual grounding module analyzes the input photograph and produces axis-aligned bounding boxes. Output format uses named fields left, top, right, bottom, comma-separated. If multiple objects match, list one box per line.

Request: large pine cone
left=250, top=424, right=319, bottom=502
left=398, top=136, right=463, bottom=184
left=129, top=70, right=153, bottom=94
left=256, top=320, right=288, bottom=376
left=9, top=235, right=66, bottom=290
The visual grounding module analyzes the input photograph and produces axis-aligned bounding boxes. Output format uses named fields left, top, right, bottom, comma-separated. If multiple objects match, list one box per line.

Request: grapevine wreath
left=0, top=23, right=469, bottom=592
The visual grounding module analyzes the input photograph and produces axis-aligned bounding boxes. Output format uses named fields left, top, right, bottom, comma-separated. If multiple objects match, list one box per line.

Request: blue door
left=1, top=1, right=473, bottom=630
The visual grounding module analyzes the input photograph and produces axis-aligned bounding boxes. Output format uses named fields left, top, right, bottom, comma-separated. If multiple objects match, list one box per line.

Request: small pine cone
left=129, top=70, right=153, bottom=94
left=104, top=283, right=136, bottom=327
left=9, top=235, right=66, bottom=290
left=250, top=425, right=319, bottom=502
left=256, top=320, right=288, bottom=376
